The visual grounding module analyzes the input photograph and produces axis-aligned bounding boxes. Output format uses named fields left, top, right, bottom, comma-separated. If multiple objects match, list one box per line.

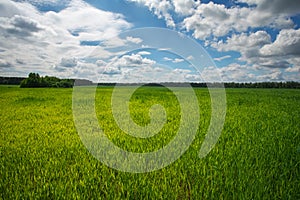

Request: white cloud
left=137, top=51, right=151, bottom=55
left=163, top=57, right=185, bottom=63
left=0, top=0, right=41, bottom=18
left=100, top=36, right=142, bottom=49
left=214, top=55, right=231, bottom=62
left=183, top=2, right=294, bottom=40
left=203, top=63, right=287, bottom=82
left=173, top=68, right=191, bottom=74
left=173, top=58, right=184, bottom=63
left=128, top=0, right=295, bottom=40
left=211, top=28, right=300, bottom=71
left=257, top=70, right=284, bottom=82
left=102, top=67, right=121, bottom=75
left=163, top=57, right=172, bottom=61
left=96, top=59, right=107, bottom=67
left=72, top=61, right=98, bottom=79
left=171, top=0, right=199, bottom=16
left=212, top=30, right=271, bottom=59
left=101, top=37, right=127, bottom=48
left=0, top=0, right=132, bottom=77
left=108, top=53, right=156, bottom=69
left=126, top=36, right=143, bottom=44
left=129, top=0, right=294, bottom=39
left=127, top=0, right=175, bottom=27
left=45, top=0, right=132, bottom=41
left=260, top=29, right=300, bottom=57
left=211, top=31, right=272, bottom=65
left=95, top=53, right=201, bottom=83
left=183, top=2, right=245, bottom=39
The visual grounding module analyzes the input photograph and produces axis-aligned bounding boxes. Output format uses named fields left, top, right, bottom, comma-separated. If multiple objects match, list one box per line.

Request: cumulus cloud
left=127, top=0, right=175, bottom=27
left=102, top=67, right=121, bottom=75
left=60, top=57, right=77, bottom=68
left=237, top=0, right=300, bottom=15
left=182, top=2, right=235, bottom=39
left=128, top=0, right=295, bottom=40
left=0, top=0, right=39, bottom=18
left=212, top=30, right=288, bottom=69
left=0, top=15, right=43, bottom=37
left=95, top=53, right=200, bottom=82
left=0, top=0, right=132, bottom=77
left=202, top=63, right=287, bottom=82
left=211, top=28, right=300, bottom=70
left=71, top=62, right=99, bottom=79
left=100, top=36, right=143, bottom=49
left=45, top=0, right=132, bottom=41
left=183, top=2, right=294, bottom=40
left=257, top=70, right=284, bottom=82
left=126, top=36, right=142, bottom=44
left=1, top=0, right=299, bottom=82
left=172, top=0, right=199, bottom=16
left=171, top=68, right=202, bottom=82
left=109, top=53, right=156, bottom=68
left=212, top=31, right=271, bottom=61
left=260, top=29, right=300, bottom=57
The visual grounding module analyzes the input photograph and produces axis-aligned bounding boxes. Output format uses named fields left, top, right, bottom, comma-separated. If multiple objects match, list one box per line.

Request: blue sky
left=0, top=0, right=299, bottom=82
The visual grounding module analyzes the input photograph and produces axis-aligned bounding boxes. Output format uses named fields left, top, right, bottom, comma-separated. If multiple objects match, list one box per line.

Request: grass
left=0, top=85, right=299, bottom=199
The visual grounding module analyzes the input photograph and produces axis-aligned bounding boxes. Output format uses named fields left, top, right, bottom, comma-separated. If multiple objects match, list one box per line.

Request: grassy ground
left=0, top=85, right=299, bottom=199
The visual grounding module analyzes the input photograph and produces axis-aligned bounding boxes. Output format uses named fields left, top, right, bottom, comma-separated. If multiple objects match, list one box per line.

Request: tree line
left=223, top=81, right=300, bottom=89
left=98, top=82, right=300, bottom=89
left=0, top=77, right=25, bottom=85
left=20, top=73, right=74, bottom=88
left=0, top=74, right=299, bottom=89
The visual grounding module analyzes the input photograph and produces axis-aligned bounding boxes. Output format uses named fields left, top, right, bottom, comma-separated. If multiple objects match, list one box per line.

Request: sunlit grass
left=0, top=86, right=299, bottom=199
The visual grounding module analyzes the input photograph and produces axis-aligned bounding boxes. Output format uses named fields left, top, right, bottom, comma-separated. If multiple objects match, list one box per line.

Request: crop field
left=0, top=85, right=299, bottom=199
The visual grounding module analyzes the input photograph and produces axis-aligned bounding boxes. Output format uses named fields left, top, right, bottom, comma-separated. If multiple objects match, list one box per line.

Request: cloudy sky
left=0, top=0, right=299, bottom=82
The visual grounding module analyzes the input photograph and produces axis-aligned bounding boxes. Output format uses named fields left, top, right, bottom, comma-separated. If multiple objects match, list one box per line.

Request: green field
left=0, top=85, right=299, bottom=199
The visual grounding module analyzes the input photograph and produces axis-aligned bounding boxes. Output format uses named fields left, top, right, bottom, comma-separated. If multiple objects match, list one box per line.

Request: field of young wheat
left=0, top=85, right=299, bottom=199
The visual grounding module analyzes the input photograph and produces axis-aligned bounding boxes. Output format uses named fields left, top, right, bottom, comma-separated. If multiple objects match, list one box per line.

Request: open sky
left=0, top=0, right=299, bottom=82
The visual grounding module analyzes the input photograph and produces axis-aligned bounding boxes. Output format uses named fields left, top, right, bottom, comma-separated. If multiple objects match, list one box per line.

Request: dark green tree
left=20, top=73, right=74, bottom=88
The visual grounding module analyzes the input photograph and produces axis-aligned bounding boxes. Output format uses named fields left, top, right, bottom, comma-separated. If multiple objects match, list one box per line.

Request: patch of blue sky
left=291, top=15, right=300, bottom=29
left=85, top=0, right=167, bottom=28
left=80, top=41, right=101, bottom=46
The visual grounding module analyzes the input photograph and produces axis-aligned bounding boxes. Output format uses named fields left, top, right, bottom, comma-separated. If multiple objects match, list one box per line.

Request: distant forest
left=97, top=81, right=300, bottom=89
left=0, top=75, right=299, bottom=88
